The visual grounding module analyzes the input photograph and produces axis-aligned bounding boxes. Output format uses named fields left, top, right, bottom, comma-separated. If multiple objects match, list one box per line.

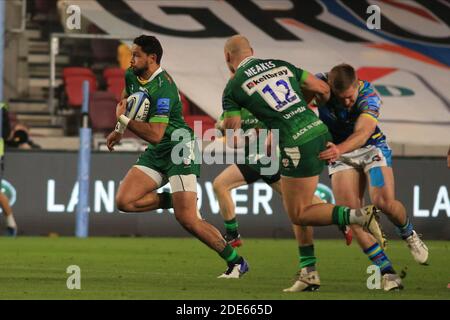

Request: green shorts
left=244, top=153, right=280, bottom=178
left=279, top=132, right=331, bottom=178
left=136, top=141, right=201, bottom=178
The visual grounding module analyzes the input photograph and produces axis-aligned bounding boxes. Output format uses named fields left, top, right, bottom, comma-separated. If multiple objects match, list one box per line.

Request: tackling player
left=317, top=64, right=429, bottom=290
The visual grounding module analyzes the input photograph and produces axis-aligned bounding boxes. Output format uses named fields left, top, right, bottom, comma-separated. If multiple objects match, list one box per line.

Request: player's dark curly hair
left=328, top=63, right=357, bottom=93
left=134, top=35, right=163, bottom=64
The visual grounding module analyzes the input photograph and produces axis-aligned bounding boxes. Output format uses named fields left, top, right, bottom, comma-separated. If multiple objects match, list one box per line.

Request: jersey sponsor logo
left=243, top=67, right=291, bottom=92
left=156, top=98, right=170, bottom=115
left=244, top=61, right=276, bottom=77
left=282, top=106, right=307, bottom=120
left=292, top=119, right=323, bottom=140
left=242, top=118, right=259, bottom=126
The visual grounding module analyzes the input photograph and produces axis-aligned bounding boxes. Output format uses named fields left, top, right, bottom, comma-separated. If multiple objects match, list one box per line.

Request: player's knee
left=377, top=199, right=397, bottom=215
left=293, top=207, right=308, bottom=226
left=373, top=196, right=391, bottom=212
left=116, top=195, right=132, bottom=213
left=296, top=216, right=309, bottom=226
left=212, top=179, right=226, bottom=195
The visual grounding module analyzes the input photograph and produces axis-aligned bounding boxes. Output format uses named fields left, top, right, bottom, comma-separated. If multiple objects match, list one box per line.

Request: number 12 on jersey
left=242, top=67, right=301, bottom=112
left=262, top=79, right=298, bottom=110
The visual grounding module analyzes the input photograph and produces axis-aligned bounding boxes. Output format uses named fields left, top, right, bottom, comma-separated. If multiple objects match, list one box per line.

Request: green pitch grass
left=0, top=237, right=448, bottom=300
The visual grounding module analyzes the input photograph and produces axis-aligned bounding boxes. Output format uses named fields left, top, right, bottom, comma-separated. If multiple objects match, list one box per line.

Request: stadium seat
left=103, top=68, right=125, bottom=101
left=89, top=91, right=117, bottom=134
left=33, top=0, right=57, bottom=15
left=103, top=67, right=125, bottom=79
left=63, top=67, right=95, bottom=78
left=63, top=67, right=97, bottom=107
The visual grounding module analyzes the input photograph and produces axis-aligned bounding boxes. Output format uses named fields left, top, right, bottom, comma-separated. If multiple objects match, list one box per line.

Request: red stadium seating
left=103, top=67, right=125, bottom=79
left=103, top=68, right=125, bottom=101
left=63, top=67, right=95, bottom=78
left=63, top=67, right=97, bottom=107
left=89, top=91, right=117, bottom=133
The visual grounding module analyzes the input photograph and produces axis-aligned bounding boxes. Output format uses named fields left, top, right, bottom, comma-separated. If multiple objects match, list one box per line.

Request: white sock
left=349, top=208, right=365, bottom=225
left=6, top=214, right=17, bottom=229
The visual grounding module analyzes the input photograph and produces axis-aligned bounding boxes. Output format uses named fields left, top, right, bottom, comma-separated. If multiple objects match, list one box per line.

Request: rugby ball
left=125, top=91, right=150, bottom=122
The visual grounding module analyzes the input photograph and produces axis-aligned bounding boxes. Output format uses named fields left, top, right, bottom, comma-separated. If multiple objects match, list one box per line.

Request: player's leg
left=367, top=165, right=428, bottom=264
left=332, top=169, right=402, bottom=290
left=280, top=175, right=379, bottom=231
left=0, top=192, right=17, bottom=236
left=288, top=199, right=323, bottom=292
left=213, top=164, right=253, bottom=247
left=115, top=166, right=172, bottom=212
left=267, top=179, right=321, bottom=292
left=170, top=174, right=248, bottom=278
left=367, top=166, right=406, bottom=226
left=279, top=134, right=384, bottom=245
left=332, top=168, right=372, bottom=246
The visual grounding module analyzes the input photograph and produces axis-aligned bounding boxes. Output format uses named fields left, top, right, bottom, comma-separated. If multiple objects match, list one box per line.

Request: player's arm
left=223, top=114, right=245, bottom=149
left=115, top=89, right=129, bottom=118
left=120, top=88, right=128, bottom=101
left=116, top=94, right=169, bottom=144
left=301, top=72, right=330, bottom=106
left=265, top=130, right=273, bottom=156
left=223, top=114, right=241, bottom=130
left=222, top=80, right=245, bottom=149
left=106, top=77, right=132, bottom=151
left=319, top=114, right=377, bottom=161
left=337, top=114, right=377, bottom=153
left=127, top=121, right=167, bottom=144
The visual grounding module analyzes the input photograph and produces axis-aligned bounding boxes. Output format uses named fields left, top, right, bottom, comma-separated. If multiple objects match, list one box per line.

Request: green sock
left=224, top=218, right=239, bottom=237
left=159, top=192, right=173, bottom=209
left=299, top=245, right=316, bottom=269
left=219, top=244, right=242, bottom=264
left=332, top=206, right=351, bottom=228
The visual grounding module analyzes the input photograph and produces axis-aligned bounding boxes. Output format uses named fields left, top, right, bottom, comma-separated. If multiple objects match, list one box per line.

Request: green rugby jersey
left=220, top=108, right=267, bottom=163
left=125, top=67, right=194, bottom=154
left=240, top=108, right=266, bottom=132
left=219, top=108, right=266, bottom=131
left=222, top=57, right=328, bottom=147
